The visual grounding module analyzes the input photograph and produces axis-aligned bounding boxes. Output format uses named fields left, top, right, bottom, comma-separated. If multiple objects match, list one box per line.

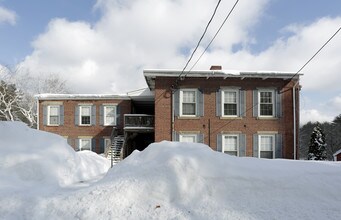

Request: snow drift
left=0, top=122, right=110, bottom=189
left=1, top=122, right=341, bottom=220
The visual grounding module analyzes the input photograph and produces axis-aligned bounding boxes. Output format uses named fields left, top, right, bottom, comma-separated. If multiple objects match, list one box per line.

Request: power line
left=288, top=26, right=341, bottom=82
left=172, top=0, right=222, bottom=89
left=187, top=0, right=240, bottom=73
left=211, top=25, right=341, bottom=134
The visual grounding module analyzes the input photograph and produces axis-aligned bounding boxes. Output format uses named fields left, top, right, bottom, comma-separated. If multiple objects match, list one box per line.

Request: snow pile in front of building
left=1, top=124, right=341, bottom=219
left=0, top=122, right=110, bottom=190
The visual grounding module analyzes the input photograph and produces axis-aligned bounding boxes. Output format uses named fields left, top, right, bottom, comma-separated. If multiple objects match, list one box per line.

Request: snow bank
left=1, top=128, right=341, bottom=220
left=0, top=122, right=110, bottom=189
left=8, top=141, right=339, bottom=220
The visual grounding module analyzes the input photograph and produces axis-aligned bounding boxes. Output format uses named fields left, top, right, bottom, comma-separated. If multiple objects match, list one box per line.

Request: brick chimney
left=210, top=65, right=222, bottom=70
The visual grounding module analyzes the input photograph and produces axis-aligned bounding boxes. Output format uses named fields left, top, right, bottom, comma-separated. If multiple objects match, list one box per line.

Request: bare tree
left=0, top=66, right=70, bottom=127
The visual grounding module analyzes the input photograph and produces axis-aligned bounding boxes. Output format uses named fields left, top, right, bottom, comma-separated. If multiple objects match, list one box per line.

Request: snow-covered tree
left=0, top=66, right=70, bottom=127
left=307, top=124, right=327, bottom=160
left=0, top=80, right=22, bottom=121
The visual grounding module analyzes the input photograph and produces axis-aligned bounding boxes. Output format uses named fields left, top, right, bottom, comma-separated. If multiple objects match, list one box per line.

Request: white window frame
left=222, top=134, right=239, bottom=156
left=258, top=90, right=275, bottom=117
left=47, top=105, right=60, bottom=126
left=79, top=105, right=92, bottom=126
left=258, top=134, right=275, bottom=159
left=221, top=89, right=239, bottom=117
left=79, top=138, right=92, bottom=151
left=104, top=138, right=111, bottom=148
left=180, top=89, right=197, bottom=117
left=179, top=133, right=197, bottom=143
left=104, top=105, right=117, bottom=126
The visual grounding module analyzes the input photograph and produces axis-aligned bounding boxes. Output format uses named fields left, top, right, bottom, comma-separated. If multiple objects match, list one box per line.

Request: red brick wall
left=38, top=99, right=131, bottom=153
left=154, top=77, right=300, bottom=159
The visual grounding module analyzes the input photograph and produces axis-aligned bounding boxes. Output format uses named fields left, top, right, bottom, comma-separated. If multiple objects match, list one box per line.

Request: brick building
left=37, top=66, right=301, bottom=159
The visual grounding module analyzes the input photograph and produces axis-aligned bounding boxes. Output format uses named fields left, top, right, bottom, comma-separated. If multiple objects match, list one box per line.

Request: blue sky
left=0, top=0, right=340, bottom=124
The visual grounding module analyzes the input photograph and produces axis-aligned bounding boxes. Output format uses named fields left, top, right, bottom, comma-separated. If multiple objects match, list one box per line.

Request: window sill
left=177, top=116, right=200, bottom=120
left=256, top=116, right=278, bottom=120
left=220, top=116, right=242, bottom=120
left=46, top=124, right=60, bottom=127
left=78, top=124, right=93, bottom=127
left=103, top=124, right=117, bottom=127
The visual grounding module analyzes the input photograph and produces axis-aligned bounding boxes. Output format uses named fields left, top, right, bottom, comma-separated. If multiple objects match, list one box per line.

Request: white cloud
left=0, top=6, right=17, bottom=25
left=18, top=0, right=269, bottom=93
left=15, top=0, right=341, bottom=124
left=300, top=109, right=333, bottom=125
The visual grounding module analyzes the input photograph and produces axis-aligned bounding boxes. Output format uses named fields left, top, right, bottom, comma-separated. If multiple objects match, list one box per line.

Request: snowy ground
left=1, top=122, right=341, bottom=220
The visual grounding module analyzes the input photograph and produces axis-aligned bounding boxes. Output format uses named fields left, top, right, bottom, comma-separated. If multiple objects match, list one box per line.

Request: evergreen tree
left=307, top=124, right=327, bottom=160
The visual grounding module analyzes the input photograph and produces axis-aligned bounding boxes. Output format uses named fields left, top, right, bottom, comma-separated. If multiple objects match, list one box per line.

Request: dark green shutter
left=275, top=134, right=283, bottom=158
left=60, top=105, right=64, bottom=125
left=275, top=91, right=282, bottom=118
left=91, top=139, right=96, bottom=153
left=91, top=105, right=96, bottom=125
left=197, top=133, right=204, bottom=143
left=100, top=138, right=105, bottom=154
left=216, top=89, right=221, bottom=116
left=217, top=134, right=222, bottom=152
left=75, top=106, right=79, bottom=125
left=197, top=89, right=204, bottom=116
left=253, top=90, right=258, bottom=117
left=253, top=134, right=259, bottom=157
left=239, top=134, right=246, bottom=156
left=239, top=90, right=246, bottom=117
left=75, top=139, right=80, bottom=151
left=116, top=105, right=120, bottom=126
left=173, top=131, right=179, bottom=141
left=43, top=106, right=47, bottom=125
left=99, top=105, right=104, bottom=126
left=173, top=90, right=180, bottom=117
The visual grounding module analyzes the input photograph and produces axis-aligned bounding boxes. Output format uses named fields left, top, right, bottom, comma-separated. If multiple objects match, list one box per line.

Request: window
left=48, top=105, right=60, bottom=125
left=179, top=134, right=197, bottom=143
left=80, top=106, right=91, bottom=125
left=180, top=90, right=197, bottom=116
left=259, top=90, right=274, bottom=116
left=79, top=139, right=92, bottom=151
left=223, top=135, right=239, bottom=156
left=222, top=90, right=238, bottom=116
left=104, top=105, right=116, bottom=126
left=104, top=138, right=111, bottom=148
left=259, top=135, right=275, bottom=159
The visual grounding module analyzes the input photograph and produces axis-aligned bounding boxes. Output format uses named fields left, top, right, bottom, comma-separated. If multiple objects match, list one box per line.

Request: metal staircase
left=106, top=135, right=125, bottom=167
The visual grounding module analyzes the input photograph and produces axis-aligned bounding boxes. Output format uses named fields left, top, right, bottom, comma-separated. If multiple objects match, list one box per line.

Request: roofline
left=333, top=148, right=341, bottom=157
left=143, top=69, right=302, bottom=90
left=35, top=94, right=131, bottom=101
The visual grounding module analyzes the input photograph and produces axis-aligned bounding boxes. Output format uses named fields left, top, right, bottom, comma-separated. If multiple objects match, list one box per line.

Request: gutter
left=293, top=80, right=300, bottom=160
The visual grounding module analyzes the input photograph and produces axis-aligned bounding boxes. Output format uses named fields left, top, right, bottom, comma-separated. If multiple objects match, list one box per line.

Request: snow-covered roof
left=126, top=88, right=154, bottom=101
left=36, top=93, right=130, bottom=100
left=143, top=69, right=302, bottom=90
left=333, top=148, right=341, bottom=156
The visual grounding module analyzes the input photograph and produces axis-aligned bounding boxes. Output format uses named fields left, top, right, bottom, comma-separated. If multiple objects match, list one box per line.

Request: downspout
left=293, top=80, right=299, bottom=160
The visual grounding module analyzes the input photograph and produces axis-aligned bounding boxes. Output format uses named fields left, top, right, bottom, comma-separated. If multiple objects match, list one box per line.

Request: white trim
left=258, top=89, right=275, bottom=117
left=79, top=138, right=92, bottom=151
left=258, top=134, right=275, bottom=159
left=103, top=105, right=117, bottom=126
left=221, top=89, right=239, bottom=117
left=180, top=89, right=197, bottom=117
left=179, top=133, right=197, bottom=143
left=47, top=105, right=60, bottom=126
left=222, top=134, right=239, bottom=156
left=79, top=105, right=92, bottom=126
